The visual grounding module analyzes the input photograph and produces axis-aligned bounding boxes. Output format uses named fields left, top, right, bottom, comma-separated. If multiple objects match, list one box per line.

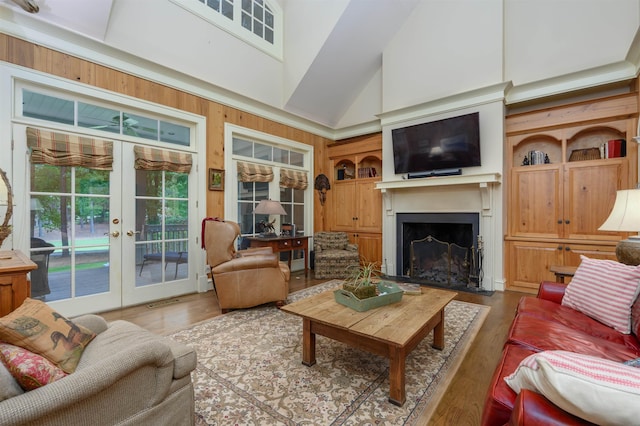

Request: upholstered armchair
left=203, top=219, right=290, bottom=313
left=313, top=231, right=360, bottom=279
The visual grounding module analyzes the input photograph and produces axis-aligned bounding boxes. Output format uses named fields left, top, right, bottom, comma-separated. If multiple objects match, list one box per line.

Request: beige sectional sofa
left=0, top=314, right=196, bottom=426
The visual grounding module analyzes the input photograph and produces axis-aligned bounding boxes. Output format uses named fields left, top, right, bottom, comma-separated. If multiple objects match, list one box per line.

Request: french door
left=15, top=125, right=198, bottom=316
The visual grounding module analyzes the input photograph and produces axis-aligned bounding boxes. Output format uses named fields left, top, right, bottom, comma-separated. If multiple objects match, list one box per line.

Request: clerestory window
left=172, top=0, right=282, bottom=59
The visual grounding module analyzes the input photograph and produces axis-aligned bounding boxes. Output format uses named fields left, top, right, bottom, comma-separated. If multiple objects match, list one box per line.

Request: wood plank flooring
left=100, top=271, right=525, bottom=426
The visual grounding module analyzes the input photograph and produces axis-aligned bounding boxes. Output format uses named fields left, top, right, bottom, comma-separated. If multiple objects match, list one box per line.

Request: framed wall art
left=208, top=168, right=224, bottom=191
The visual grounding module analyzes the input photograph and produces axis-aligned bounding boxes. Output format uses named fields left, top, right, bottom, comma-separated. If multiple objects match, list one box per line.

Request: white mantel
left=376, top=172, right=502, bottom=216
left=376, top=172, right=501, bottom=191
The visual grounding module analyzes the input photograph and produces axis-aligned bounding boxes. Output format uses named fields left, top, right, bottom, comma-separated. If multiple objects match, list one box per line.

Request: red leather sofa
left=481, top=281, right=640, bottom=425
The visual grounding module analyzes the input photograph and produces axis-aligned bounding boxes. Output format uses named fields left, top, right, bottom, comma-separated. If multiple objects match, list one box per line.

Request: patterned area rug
left=170, top=280, right=490, bottom=425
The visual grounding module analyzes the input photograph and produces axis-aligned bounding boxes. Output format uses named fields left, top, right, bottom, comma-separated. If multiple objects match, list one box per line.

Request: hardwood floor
left=99, top=271, right=525, bottom=425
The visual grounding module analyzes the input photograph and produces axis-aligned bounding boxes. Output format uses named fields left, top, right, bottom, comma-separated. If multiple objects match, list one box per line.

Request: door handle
left=104, top=231, right=120, bottom=238
left=126, top=230, right=141, bottom=237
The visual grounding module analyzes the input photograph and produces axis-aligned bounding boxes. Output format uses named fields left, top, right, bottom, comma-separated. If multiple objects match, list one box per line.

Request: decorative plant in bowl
left=342, top=261, right=380, bottom=300
left=335, top=262, right=404, bottom=312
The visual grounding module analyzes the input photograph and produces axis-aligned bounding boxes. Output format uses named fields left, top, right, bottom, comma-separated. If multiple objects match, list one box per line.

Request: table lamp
left=598, top=188, right=640, bottom=265
left=253, top=199, right=287, bottom=238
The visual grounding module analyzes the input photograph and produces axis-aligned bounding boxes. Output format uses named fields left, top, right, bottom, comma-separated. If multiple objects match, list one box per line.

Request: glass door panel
left=27, top=153, right=122, bottom=316
left=123, top=150, right=194, bottom=306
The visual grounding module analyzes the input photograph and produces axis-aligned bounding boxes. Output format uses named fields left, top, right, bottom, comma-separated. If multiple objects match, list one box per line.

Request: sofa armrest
left=72, top=314, right=109, bottom=335
left=508, top=389, right=595, bottom=425
left=237, top=247, right=273, bottom=257
left=346, top=243, right=358, bottom=251
left=0, top=340, right=176, bottom=426
left=536, top=281, right=566, bottom=304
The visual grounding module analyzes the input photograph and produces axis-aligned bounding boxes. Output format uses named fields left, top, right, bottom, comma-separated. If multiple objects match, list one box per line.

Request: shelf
left=375, top=172, right=502, bottom=192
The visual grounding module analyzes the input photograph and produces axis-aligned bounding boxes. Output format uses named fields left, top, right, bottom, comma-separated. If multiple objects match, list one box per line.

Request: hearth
left=395, top=213, right=482, bottom=288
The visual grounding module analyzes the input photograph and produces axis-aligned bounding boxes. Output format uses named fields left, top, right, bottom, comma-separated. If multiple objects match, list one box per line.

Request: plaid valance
left=27, top=127, right=113, bottom=171
left=280, top=169, right=308, bottom=190
left=237, top=161, right=273, bottom=183
left=134, top=146, right=192, bottom=173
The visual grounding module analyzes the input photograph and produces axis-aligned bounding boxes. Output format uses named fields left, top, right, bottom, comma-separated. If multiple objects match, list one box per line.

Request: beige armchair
left=313, top=231, right=360, bottom=279
left=203, top=219, right=290, bottom=313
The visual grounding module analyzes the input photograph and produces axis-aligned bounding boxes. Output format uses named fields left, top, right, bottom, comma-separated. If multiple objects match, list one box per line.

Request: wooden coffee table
left=281, top=284, right=456, bottom=406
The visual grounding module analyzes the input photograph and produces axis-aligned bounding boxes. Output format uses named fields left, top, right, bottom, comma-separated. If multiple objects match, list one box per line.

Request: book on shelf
left=598, top=139, right=626, bottom=159
left=357, top=167, right=378, bottom=178
left=395, top=282, right=422, bottom=295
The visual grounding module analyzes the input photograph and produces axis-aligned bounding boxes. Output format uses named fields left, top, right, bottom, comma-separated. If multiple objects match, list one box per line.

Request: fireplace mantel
left=375, top=172, right=501, bottom=192
left=376, top=172, right=501, bottom=214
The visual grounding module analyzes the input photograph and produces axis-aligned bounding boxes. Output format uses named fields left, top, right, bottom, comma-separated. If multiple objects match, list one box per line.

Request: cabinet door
left=354, top=232, right=382, bottom=267
left=510, top=167, right=562, bottom=239
left=333, top=181, right=357, bottom=231
left=356, top=181, right=382, bottom=232
left=506, top=241, right=563, bottom=294
left=563, top=160, right=626, bottom=241
left=563, top=244, right=617, bottom=266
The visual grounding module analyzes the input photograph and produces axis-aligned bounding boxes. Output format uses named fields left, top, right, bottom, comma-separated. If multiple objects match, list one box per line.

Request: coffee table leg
left=302, top=318, right=316, bottom=366
left=388, top=346, right=406, bottom=406
left=433, top=309, right=445, bottom=350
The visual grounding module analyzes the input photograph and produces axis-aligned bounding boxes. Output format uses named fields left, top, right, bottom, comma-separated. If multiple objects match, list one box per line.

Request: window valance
left=237, top=161, right=274, bottom=182
left=27, top=127, right=113, bottom=171
left=279, top=169, right=308, bottom=190
left=133, top=146, right=192, bottom=173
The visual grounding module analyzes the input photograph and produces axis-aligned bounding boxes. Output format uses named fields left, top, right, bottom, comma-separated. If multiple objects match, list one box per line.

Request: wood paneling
left=0, top=33, right=334, bottom=228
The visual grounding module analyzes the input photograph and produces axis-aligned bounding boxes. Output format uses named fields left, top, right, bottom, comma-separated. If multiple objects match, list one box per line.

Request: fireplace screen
left=410, top=235, right=471, bottom=286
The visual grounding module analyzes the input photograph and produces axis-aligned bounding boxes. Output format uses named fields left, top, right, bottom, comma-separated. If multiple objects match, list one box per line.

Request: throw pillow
left=561, top=255, right=640, bottom=334
left=0, top=343, right=67, bottom=391
left=505, top=350, right=640, bottom=425
left=0, top=298, right=96, bottom=373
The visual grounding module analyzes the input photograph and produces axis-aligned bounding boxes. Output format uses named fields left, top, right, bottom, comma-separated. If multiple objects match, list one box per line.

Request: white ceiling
left=2, top=0, right=640, bottom=132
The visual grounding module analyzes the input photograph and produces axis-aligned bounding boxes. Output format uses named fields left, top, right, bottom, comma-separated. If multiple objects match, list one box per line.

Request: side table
left=246, top=236, right=309, bottom=276
left=549, top=265, right=577, bottom=284
left=0, top=250, right=37, bottom=316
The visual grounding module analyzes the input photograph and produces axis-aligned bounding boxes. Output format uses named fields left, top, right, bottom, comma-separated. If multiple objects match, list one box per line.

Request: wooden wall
left=0, top=34, right=333, bottom=232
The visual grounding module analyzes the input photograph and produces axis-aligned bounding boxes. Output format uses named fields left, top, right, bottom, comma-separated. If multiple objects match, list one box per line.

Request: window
left=21, top=89, right=192, bottom=147
left=240, top=0, right=275, bottom=45
left=224, top=124, right=313, bottom=268
left=172, top=0, right=283, bottom=59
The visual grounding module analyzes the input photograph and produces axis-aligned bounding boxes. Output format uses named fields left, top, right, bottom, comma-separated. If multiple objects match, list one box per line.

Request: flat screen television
left=392, top=112, right=480, bottom=174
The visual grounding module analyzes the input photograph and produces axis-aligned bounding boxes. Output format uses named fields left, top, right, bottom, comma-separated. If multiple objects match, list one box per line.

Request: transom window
left=172, top=0, right=282, bottom=59
left=21, top=89, right=192, bottom=147
left=232, top=137, right=304, bottom=166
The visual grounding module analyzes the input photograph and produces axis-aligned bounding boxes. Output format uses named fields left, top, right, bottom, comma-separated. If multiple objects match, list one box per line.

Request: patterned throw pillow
left=0, top=343, right=67, bottom=390
left=0, top=298, right=96, bottom=373
left=505, top=350, right=640, bottom=425
left=561, top=255, right=640, bottom=334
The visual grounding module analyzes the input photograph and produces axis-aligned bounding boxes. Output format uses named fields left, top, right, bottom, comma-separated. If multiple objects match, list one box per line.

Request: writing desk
left=246, top=235, right=309, bottom=276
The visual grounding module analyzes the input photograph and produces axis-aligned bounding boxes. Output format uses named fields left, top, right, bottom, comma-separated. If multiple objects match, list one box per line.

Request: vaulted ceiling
left=2, top=0, right=639, bottom=133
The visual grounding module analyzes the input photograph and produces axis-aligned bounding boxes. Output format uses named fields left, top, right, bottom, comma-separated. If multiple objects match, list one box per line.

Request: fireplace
left=395, top=213, right=481, bottom=287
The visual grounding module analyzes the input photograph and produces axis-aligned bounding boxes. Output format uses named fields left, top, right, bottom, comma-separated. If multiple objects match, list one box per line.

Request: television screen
left=392, top=112, right=480, bottom=174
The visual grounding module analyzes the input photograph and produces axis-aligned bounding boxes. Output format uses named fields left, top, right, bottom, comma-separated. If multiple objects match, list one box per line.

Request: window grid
left=22, top=89, right=192, bottom=147
left=200, top=0, right=275, bottom=45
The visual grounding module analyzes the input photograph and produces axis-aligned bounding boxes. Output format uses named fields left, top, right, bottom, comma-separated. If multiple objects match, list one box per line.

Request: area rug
left=170, top=280, right=490, bottom=425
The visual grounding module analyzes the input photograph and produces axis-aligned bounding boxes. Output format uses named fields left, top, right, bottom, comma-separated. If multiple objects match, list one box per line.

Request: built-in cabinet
left=327, top=134, right=383, bottom=266
left=505, top=93, right=638, bottom=293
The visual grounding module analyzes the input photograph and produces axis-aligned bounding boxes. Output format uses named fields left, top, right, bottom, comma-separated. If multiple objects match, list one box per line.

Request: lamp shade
left=253, top=199, right=287, bottom=216
left=599, top=189, right=640, bottom=232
